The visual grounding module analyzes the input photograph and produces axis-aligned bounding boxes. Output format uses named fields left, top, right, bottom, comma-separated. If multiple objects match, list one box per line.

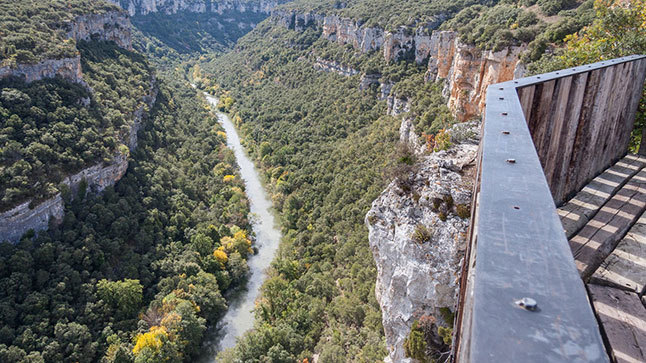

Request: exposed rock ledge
left=313, top=58, right=359, bottom=76
left=0, top=82, right=158, bottom=243
left=110, top=0, right=281, bottom=16
left=65, top=11, right=133, bottom=50
left=0, top=56, right=83, bottom=84
left=0, top=10, right=131, bottom=84
left=366, top=121, right=479, bottom=362
left=274, top=9, right=526, bottom=121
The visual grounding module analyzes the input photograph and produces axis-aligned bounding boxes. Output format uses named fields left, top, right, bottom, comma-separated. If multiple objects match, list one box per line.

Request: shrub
left=404, top=321, right=428, bottom=362
left=433, top=129, right=452, bottom=152
left=412, top=224, right=432, bottom=244
left=456, top=204, right=470, bottom=219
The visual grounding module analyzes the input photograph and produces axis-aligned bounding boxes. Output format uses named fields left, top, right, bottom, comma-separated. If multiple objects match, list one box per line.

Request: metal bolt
left=506, top=158, right=516, bottom=164
left=515, top=297, right=538, bottom=311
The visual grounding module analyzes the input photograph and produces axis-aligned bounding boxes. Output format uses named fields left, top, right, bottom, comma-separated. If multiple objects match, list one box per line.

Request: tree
left=97, top=279, right=143, bottom=318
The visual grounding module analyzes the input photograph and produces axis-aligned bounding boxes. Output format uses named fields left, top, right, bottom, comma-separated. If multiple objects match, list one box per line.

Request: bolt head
left=515, top=297, right=538, bottom=311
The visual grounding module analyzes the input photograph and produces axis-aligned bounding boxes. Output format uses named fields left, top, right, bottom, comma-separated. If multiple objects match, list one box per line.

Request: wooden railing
left=454, top=55, right=646, bottom=363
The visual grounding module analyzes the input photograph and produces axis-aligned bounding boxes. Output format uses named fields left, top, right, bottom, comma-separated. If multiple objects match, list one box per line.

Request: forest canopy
left=0, top=0, right=120, bottom=66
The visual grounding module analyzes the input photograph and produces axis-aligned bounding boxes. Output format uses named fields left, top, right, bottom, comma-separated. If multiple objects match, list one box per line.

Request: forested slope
left=0, top=1, right=259, bottom=361
left=195, top=18, right=455, bottom=360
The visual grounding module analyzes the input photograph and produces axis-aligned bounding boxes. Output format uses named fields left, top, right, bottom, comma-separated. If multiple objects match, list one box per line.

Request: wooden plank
left=578, top=66, right=616, bottom=193
left=565, top=68, right=603, bottom=200
left=621, top=59, right=646, bottom=150
left=570, top=168, right=646, bottom=280
left=529, top=80, right=556, bottom=165
left=543, top=76, right=573, bottom=194
left=552, top=72, right=589, bottom=204
left=517, top=85, right=535, bottom=124
left=594, top=62, right=632, bottom=176
left=592, top=210, right=646, bottom=293
left=588, top=284, right=646, bottom=363
left=559, top=154, right=646, bottom=238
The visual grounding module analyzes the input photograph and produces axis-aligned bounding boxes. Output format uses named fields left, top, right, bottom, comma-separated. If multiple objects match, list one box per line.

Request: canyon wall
left=65, top=11, right=133, bottom=50
left=109, top=0, right=281, bottom=16
left=0, top=84, right=157, bottom=243
left=275, top=10, right=526, bottom=121
left=0, top=10, right=132, bottom=84
left=366, top=121, right=479, bottom=362
left=0, top=11, right=152, bottom=243
left=0, top=56, right=83, bottom=84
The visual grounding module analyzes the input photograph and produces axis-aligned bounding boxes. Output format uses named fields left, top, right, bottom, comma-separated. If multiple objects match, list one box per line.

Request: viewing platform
left=455, top=55, right=646, bottom=362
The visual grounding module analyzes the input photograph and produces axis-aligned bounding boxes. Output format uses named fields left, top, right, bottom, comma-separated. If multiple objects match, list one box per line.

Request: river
left=199, top=93, right=282, bottom=360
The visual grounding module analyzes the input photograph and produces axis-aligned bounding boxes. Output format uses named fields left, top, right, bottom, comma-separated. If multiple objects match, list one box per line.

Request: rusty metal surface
left=456, top=55, right=646, bottom=363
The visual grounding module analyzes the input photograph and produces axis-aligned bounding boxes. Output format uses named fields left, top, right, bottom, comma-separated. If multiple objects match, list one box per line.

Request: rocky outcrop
left=0, top=154, right=127, bottom=243
left=110, top=0, right=281, bottom=16
left=0, top=81, right=157, bottom=243
left=424, top=32, right=526, bottom=121
left=387, top=95, right=411, bottom=117
left=313, top=58, right=359, bottom=77
left=0, top=56, right=83, bottom=83
left=66, top=11, right=132, bottom=50
left=366, top=121, right=479, bottom=363
left=1, top=10, right=131, bottom=84
left=274, top=11, right=526, bottom=121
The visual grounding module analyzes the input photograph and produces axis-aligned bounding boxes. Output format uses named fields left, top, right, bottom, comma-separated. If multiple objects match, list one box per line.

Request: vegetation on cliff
left=193, top=17, right=458, bottom=359
left=530, top=0, right=646, bottom=150
left=0, top=41, right=152, bottom=212
left=0, top=72, right=253, bottom=362
left=0, top=0, right=120, bottom=66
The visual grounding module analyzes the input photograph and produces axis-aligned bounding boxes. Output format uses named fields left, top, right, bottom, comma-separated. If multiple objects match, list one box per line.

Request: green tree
left=97, top=279, right=143, bottom=318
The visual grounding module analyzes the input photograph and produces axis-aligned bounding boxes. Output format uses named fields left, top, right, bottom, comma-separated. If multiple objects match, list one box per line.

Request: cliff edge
left=366, top=121, right=479, bottom=362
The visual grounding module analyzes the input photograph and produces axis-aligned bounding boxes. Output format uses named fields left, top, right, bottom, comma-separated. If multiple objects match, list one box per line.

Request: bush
left=412, top=224, right=432, bottom=244
left=456, top=204, right=470, bottom=219
left=538, top=0, right=576, bottom=16
left=404, top=321, right=428, bottom=362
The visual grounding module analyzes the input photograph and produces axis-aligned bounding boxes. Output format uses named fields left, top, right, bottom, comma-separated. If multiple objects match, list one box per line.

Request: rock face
left=109, top=0, right=281, bottom=16
left=0, top=10, right=132, bottom=84
left=366, top=121, right=479, bottom=362
left=424, top=32, right=526, bottom=121
left=0, top=81, right=158, bottom=243
left=0, top=56, right=83, bottom=83
left=65, top=11, right=132, bottom=50
left=274, top=11, right=526, bottom=121
left=313, top=58, right=359, bottom=77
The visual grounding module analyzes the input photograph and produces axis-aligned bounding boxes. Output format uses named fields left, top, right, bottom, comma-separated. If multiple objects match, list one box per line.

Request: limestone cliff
left=366, top=121, right=478, bottom=362
left=109, top=0, right=282, bottom=16
left=274, top=11, right=526, bottom=121
left=424, top=32, right=526, bottom=121
left=0, top=56, right=84, bottom=84
left=0, top=83, right=158, bottom=243
left=0, top=10, right=131, bottom=84
left=65, top=11, right=132, bottom=50
left=312, top=58, right=359, bottom=77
